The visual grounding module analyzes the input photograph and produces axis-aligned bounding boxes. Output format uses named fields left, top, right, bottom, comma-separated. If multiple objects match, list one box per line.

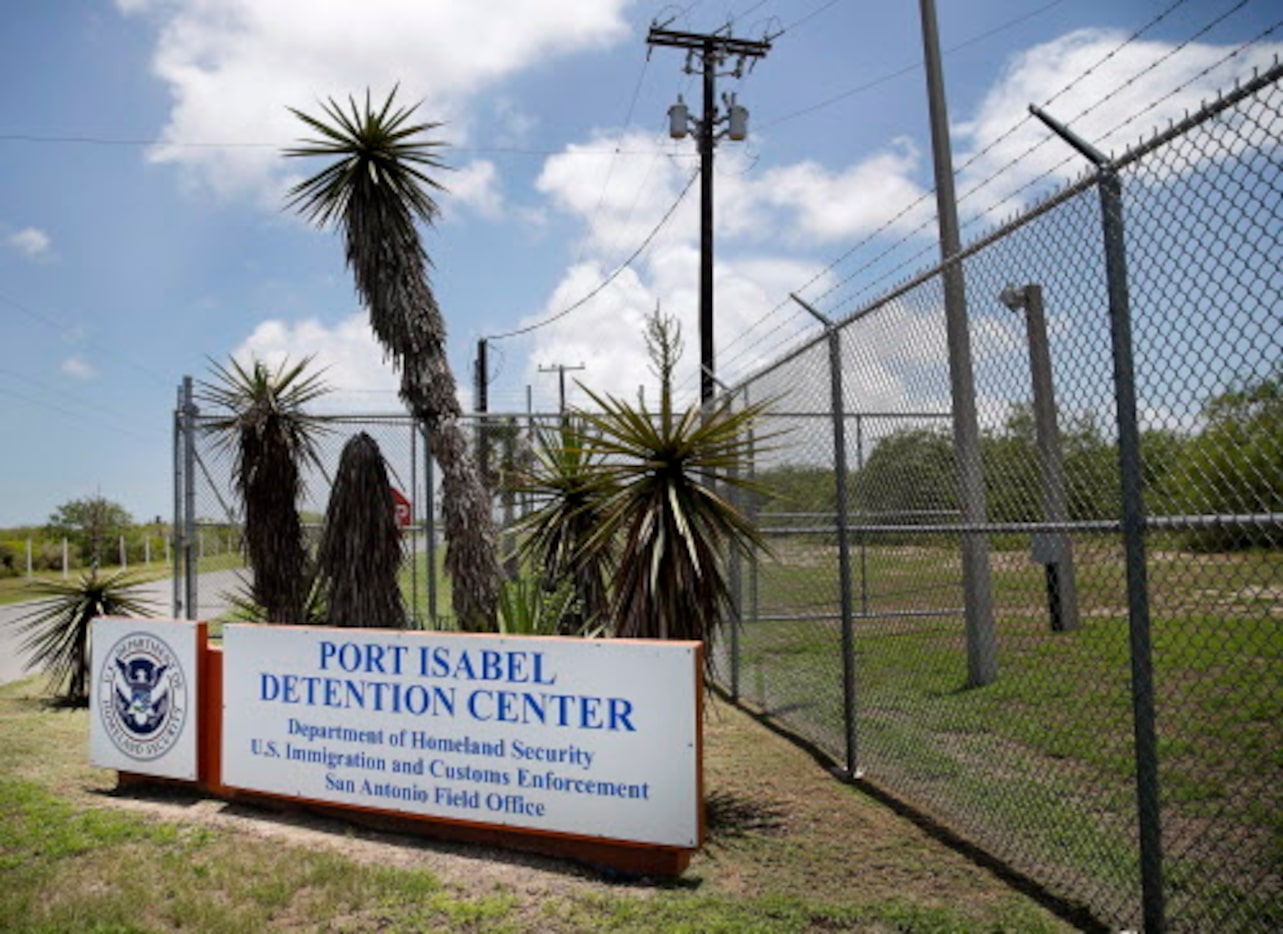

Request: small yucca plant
left=513, top=417, right=613, bottom=632
left=10, top=569, right=157, bottom=705
left=575, top=310, right=772, bottom=664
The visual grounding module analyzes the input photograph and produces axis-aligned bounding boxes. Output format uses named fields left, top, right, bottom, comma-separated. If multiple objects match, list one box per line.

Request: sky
left=0, top=0, right=1278, bottom=528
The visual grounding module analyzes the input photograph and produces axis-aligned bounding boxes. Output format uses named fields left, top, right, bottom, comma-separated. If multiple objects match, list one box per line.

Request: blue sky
left=0, top=0, right=1277, bottom=528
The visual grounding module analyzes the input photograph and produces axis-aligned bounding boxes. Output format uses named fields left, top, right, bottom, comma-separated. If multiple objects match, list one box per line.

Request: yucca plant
left=575, top=310, right=771, bottom=663
left=496, top=573, right=588, bottom=637
left=285, top=87, right=499, bottom=632
left=317, top=432, right=407, bottom=628
left=10, top=569, right=157, bottom=705
left=513, top=417, right=613, bottom=632
left=220, top=571, right=327, bottom=625
left=200, top=355, right=328, bottom=625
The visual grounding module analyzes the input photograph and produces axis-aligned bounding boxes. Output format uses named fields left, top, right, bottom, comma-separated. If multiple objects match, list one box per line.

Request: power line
left=0, top=131, right=682, bottom=160
left=766, top=0, right=843, bottom=41
left=715, top=0, right=1256, bottom=377
left=0, top=373, right=164, bottom=444
left=486, top=168, right=700, bottom=341
left=761, top=0, right=1069, bottom=130
left=0, top=292, right=172, bottom=387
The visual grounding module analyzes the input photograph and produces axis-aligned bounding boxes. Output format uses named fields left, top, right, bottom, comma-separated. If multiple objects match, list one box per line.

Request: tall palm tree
left=200, top=355, right=328, bottom=625
left=318, top=432, right=408, bottom=629
left=285, top=88, right=498, bottom=631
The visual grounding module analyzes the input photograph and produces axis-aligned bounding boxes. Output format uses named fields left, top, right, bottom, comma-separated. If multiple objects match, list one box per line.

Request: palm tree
left=318, top=432, right=408, bottom=629
left=285, top=88, right=499, bottom=632
left=200, top=355, right=328, bottom=625
left=576, top=310, right=771, bottom=665
left=10, top=569, right=157, bottom=706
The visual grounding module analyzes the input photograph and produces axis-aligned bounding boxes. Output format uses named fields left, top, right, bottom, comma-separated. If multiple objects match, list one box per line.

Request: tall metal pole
left=1102, top=166, right=1165, bottom=934
left=919, top=0, right=997, bottom=686
left=1030, top=102, right=1166, bottom=933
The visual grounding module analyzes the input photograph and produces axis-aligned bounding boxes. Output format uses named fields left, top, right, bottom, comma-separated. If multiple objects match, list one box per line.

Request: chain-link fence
left=172, top=407, right=447, bottom=625
left=173, top=64, right=1279, bottom=933
left=711, top=65, right=1281, bottom=931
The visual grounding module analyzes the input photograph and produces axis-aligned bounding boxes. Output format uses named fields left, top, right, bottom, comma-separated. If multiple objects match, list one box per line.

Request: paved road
left=0, top=570, right=242, bottom=686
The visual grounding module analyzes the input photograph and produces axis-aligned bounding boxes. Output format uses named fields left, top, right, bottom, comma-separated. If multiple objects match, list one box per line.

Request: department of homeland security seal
left=97, top=631, right=188, bottom=762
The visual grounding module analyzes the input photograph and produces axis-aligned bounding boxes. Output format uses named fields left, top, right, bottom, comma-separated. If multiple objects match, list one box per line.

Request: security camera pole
left=648, top=24, right=770, bottom=404
left=999, top=283, right=1080, bottom=633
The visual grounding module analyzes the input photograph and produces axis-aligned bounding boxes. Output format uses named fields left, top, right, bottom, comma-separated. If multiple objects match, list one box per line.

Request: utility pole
left=474, top=338, right=488, bottom=415
left=648, top=24, right=770, bottom=404
left=538, top=362, right=586, bottom=414
left=475, top=338, right=490, bottom=479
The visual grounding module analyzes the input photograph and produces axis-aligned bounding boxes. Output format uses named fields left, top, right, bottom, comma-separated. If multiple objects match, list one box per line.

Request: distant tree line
left=754, top=368, right=1281, bottom=552
left=0, top=496, right=168, bottom=577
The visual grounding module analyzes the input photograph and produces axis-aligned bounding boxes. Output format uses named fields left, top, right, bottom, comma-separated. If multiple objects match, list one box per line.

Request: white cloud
left=231, top=313, right=402, bottom=413
left=515, top=243, right=837, bottom=409
left=121, top=0, right=631, bottom=202
left=954, top=29, right=1283, bottom=219
left=7, top=227, right=52, bottom=259
left=61, top=356, right=96, bottom=380
left=445, top=160, right=503, bottom=220
left=527, top=125, right=929, bottom=404
left=752, top=139, right=930, bottom=242
left=491, top=95, right=537, bottom=149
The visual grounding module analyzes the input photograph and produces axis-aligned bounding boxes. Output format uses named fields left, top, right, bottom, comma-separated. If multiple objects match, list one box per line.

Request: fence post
left=727, top=390, right=743, bottom=704
left=182, top=376, right=199, bottom=620
left=173, top=383, right=183, bottom=615
left=1032, top=104, right=1165, bottom=933
left=423, top=423, right=438, bottom=624
left=410, top=418, right=420, bottom=625
left=25, top=538, right=32, bottom=578
left=793, top=295, right=860, bottom=777
left=854, top=413, right=868, bottom=616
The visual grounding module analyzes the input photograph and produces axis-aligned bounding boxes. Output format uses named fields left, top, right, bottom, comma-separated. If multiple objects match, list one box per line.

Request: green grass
left=731, top=539, right=1283, bottom=929
left=398, top=546, right=452, bottom=627
left=0, top=678, right=1071, bottom=933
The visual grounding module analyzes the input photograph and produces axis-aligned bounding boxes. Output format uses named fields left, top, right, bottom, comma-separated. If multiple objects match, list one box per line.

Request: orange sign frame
left=120, top=630, right=704, bottom=877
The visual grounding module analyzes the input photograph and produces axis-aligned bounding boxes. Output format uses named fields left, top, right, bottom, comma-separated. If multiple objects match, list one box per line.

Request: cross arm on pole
left=645, top=26, right=771, bottom=59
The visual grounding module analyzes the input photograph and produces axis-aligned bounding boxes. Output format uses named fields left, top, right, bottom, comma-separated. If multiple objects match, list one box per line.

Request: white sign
left=221, top=625, right=701, bottom=848
left=89, top=618, right=200, bottom=781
